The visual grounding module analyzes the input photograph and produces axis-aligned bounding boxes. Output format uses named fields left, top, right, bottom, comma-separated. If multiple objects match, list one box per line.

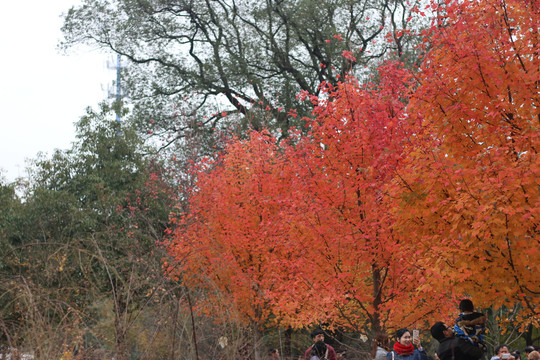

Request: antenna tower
left=107, top=54, right=124, bottom=122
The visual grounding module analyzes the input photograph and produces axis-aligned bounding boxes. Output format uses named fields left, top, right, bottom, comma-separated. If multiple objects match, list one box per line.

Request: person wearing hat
left=304, top=329, right=337, bottom=360
left=430, top=322, right=484, bottom=360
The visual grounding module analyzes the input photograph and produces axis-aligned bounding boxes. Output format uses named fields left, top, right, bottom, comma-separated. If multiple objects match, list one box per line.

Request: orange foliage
left=166, top=63, right=456, bottom=331
left=166, top=132, right=292, bottom=326
left=269, top=63, right=441, bottom=332
left=166, top=0, right=539, bottom=333
left=393, top=0, right=539, bottom=325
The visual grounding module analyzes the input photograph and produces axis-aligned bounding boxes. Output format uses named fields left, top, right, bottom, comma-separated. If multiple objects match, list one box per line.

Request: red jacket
left=304, top=343, right=337, bottom=360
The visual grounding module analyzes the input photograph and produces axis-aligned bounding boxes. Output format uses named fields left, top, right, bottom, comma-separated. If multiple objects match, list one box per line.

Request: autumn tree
left=167, top=0, right=540, bottom=345
left=165, top=129, right=293, bottom=358
left=255, top=61, right=458, bottom=333
left=165, top=60, right=459, bottom=352
left=391, top=0, right=539, bottom=326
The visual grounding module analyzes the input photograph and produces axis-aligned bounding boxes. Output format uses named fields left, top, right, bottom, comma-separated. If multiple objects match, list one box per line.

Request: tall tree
left=166, top=129, right=293, bottom=358
left=167, top=0, right=540, bottom=340
left=0, top=179, right=25, bottom=353
left=60, top=0, right=428, bottom=143
left=166, top=61, right=453, bottom=340
left=0, top=104, right=181, bottom=360
left=392, top=0, right=539, bottom=325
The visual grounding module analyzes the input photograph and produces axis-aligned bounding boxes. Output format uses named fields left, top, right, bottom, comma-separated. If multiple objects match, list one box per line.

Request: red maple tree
left=166, top=0, right=539, bottom=336
left=166, top=62, right=450, bottom=332
left=392, top=0, right=540, bottom=325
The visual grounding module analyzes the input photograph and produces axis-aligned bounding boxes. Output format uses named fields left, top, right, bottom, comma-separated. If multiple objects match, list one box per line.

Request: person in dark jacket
left=431, top=322, right=484, bottom=360
left=454, top=299, right=487, bottom=350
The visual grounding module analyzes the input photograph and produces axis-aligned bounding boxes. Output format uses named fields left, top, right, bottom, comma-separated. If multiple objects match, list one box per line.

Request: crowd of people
left=369, top=326, right=539, bottom=360
left=267, top=299, right=538, bottom=360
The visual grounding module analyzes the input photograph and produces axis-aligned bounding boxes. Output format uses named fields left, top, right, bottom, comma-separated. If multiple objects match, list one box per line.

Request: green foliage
left=61, top=0, right=428, bottom=146
left=0, top=103, right=181, bottom=359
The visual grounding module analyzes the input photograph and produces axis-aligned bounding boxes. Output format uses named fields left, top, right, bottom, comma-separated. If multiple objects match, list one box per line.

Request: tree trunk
left=524, top=324, right=533, bottom=346
left=186, top=289, right=200, bottom=360
left=284, top=327, right=292, bottom=358
left=114, top=297, right=129, bottom=360
left=372, top=265, right=383, bottom=333
left=253, top=324, right=261, bottom=360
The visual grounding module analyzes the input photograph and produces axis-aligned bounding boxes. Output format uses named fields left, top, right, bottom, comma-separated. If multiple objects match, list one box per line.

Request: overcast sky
left=0, top=0, right=114, bottom=182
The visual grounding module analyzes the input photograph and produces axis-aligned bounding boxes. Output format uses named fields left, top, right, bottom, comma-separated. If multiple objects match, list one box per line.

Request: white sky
left=0, top=1, right=114, bottom=182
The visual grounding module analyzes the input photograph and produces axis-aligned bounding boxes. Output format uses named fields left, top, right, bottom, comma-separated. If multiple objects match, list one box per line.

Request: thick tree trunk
left=372, top=265, right=383, bottom=333
left=524, top=324, right=533, bottom=346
